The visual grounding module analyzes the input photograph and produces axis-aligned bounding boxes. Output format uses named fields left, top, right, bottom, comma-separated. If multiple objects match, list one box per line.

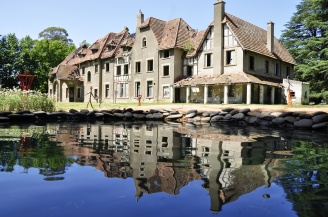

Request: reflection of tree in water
left=275, top=141, right=328, bottom=217
left=0, top=132, right=73, bottom=176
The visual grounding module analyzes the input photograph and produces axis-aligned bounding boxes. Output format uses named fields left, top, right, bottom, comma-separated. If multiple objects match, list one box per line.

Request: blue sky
left=1, top=0, right=301, bottom=46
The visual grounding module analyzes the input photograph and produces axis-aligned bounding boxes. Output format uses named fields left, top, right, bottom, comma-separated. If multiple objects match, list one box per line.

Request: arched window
left=142, top=37, right=147, bottom=47
left=87, top=71, right=91, bottom=82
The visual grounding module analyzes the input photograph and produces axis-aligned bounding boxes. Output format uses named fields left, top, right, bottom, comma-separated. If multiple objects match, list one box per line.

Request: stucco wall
left=283, top=79, right=310, bottom=105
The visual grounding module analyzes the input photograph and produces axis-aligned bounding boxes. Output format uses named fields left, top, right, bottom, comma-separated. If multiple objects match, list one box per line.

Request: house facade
left=49, top=0, right=308, bottom=105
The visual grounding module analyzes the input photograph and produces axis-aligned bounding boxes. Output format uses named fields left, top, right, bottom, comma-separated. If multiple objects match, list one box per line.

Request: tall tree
left=281, top=0, right=328, bottom=96
left=30, top=39, right=76, bottom=92
left=38, top=27, right=73, bottom=45
left=0, top=34, right=20, bottom=88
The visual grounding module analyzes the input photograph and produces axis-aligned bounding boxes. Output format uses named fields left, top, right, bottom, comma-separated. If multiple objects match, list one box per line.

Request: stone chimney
left=213, top=0, right=225, bottom=75
left=267, top=21, right=274, bottom=53
left=137, top=10, right=144, bottom=29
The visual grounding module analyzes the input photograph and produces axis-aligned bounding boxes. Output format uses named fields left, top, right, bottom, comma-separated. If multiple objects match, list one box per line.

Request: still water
left=0, top=122, right=327, bottom=217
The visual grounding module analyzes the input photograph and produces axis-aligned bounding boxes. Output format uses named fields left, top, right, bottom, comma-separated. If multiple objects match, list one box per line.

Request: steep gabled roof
left=225, top=13, right=296, bottom=65
left=159, top=18, right=195, bottom=50
left=140, top=17, right=195, bottom=50
left=101, top=29, right=135, bottom=59
left=186, top=30, right=207, bottom=58
left=140, top=17, right=166, bottom=44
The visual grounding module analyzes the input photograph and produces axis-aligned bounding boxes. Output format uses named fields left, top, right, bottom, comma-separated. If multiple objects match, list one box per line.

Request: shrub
left=0, top=88, right=55, bottom=112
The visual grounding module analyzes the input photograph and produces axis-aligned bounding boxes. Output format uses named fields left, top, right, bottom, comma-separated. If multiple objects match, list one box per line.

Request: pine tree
left=281, top=0, right=328, bottom=100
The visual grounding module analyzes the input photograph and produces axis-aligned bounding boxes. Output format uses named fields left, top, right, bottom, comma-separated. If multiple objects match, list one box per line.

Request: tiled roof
left=50, top=64, right=82, bottom=81
left=186, top=30, right=207, bottom=58
left=225, top=13, right=296, bottom=65
left=174, top=72, right=282, bottom=87
left=140, top=17, right=166, bottom=44
left=140, top=17, right=195, bottom=50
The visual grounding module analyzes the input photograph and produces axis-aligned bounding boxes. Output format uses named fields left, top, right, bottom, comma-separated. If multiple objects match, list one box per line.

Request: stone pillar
left=223, top=85, right=228, bottom=104
left=170, top=86, right=175, bottom=103
left=271, top=86, right=275, bottom=104
left=259, top=85, right=264, bottom=104
left=246, top=83, right=252, bottom=104
left=204, top=85, right=208, bottom=104
left=186, top=86, right=190, bottom=103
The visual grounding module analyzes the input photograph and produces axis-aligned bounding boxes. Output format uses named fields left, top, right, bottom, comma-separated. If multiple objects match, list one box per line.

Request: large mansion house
left=49, top=0, right=309, bottom=105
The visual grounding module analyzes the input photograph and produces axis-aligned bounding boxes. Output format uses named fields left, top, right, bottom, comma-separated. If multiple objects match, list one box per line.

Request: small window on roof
left=142, top=37, right=147, bottom=47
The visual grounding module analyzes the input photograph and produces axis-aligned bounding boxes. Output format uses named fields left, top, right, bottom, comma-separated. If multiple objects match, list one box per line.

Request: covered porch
left=172, top=72, right=283, bottom=104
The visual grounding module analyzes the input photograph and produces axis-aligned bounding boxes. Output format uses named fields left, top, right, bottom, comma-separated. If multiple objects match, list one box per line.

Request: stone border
left=0, top=107, right=328, bottom=130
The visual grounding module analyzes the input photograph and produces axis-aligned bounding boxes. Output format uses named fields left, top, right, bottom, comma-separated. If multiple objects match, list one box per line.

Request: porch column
left=57, top=81, right=61, bottom=102
left=259, top=85, right=264, bottom=104
left=170, top=86, right=175, bottom=103
left=186, top=86, right=191, bottom=103
left=246, top=83, right=252, bottom=104
left=223, top=85, right=228, bottom=104
left=271, top=86, right=275, bottom=104
left=204, top=85, right=208, bottom=104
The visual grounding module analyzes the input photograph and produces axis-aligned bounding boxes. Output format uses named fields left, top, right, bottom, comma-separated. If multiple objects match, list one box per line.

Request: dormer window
left=142, top=37, right=147, bottom=48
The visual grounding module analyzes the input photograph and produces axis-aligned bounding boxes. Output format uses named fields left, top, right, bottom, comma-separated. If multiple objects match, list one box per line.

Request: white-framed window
left=286, top=66, right=290, bottom=77
left=224, top=25, right=238, bottom=48
left=147, top=80, right=153, bottom=97
left=82, top=67, right=85, bottom=75
left=124, top=64, right=129, bottom=75
left=147, top=59, right=154, bottom=72
left=275, top=63, right=280, bottom=75
left=205, top=53, right=212, bottom=67
left=87, top=71, right=91, bottom=82
left=203, top=27, right=213, bottom=50
left=95, top=64, right=98, bottom=73
left=116, top=83, right=129, bottom=98
left=66, top=88, right=69, bottom=98
left=163, top=86, right=170, bottom=98
left=249, top=56, right=255, bottom=70
left=163, top=65, right=170, bottom=76
left=135, top=61, right=141, bottom=73
left=162, top=50, right=170, bottom=58
left=116, top=65, right=121, bottom=76
left=135, top=81, right=141, bottom=97
left=105, top=63, right=110, bottom=72
left=265, top=60, right=269, bottom=73
left=142, top=37, right=147, bottom=47
left=226, top=50, right=236, bottom=65
left=105, top=84, right=110, bottom=98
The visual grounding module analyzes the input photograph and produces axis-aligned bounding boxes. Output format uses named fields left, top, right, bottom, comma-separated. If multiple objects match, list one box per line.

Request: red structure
left=18, top=71, right=34, bottom=90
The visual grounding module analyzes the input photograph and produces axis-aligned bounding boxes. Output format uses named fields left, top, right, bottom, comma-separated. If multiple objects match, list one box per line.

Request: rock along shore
left=0, top=107, right=328, bottom=131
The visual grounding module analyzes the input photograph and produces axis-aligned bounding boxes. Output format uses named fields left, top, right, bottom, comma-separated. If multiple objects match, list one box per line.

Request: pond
left=0, top=122, right=327, bottom=217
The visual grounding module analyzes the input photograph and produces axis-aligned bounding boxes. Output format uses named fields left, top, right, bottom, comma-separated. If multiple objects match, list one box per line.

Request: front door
left=69, top=87, right=75, bottom=102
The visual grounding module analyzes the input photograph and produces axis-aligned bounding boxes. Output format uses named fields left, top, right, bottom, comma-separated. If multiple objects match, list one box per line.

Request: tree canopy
left=281, top=0, right=328, bottom=98
left=38, top=27, right=73, bottom=45
left=0, top=27, right=76, bottom=92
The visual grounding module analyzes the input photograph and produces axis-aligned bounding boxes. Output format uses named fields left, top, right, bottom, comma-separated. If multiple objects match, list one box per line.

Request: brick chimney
left=213, top=0, right=225, bottom=75
left=267, top=21, right=274, bottom=53
left=137, top=10, right=144, bottom=29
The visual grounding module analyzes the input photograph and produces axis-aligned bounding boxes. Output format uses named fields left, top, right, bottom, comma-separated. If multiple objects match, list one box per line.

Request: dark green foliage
left=281, top=0, right=328, bottom=94
left=0, top=27, right=76, bottom=92
left=38, top=27, right=73, bottom=45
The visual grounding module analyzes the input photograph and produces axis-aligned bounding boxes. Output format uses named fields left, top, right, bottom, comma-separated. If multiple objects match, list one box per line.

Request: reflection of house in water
left=180, top=131, right=290, bottom=213
left=60, top=123, right=290, bottom=213
left=129, top=123, right=197, bottom=200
